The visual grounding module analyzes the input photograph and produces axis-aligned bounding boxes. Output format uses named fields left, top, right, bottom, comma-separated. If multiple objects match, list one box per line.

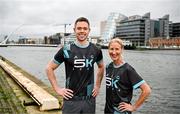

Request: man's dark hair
left=74, top=17, right=90, bottom=27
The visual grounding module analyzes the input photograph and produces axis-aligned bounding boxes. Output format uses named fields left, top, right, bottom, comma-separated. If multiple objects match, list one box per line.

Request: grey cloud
left=0, top=0, right=179, bottom=39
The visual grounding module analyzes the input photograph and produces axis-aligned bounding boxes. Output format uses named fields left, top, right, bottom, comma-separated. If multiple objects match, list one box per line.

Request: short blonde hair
left=108, top=38, right=124, bottom=49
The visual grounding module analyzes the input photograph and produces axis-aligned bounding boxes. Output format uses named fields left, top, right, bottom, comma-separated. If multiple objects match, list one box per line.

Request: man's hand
left=56, top=88, right=74, bottom=100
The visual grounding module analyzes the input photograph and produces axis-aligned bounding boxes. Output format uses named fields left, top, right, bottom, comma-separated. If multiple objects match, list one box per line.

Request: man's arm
left=46, top=61, right=73, bottom=100
left=92, top=61, right=104, bottom=97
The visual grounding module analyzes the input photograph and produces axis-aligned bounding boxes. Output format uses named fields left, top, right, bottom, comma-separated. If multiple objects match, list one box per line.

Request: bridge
left=0, top=43, right=59, bottom=47
left=0, top=35, right=9, bottom=47
left=0, top=37, right=59, bottom=47
left=0, top=35, right=9, bottom=44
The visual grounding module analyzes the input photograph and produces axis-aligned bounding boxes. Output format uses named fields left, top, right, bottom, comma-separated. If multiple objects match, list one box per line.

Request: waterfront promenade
left=0, top=56, right=62, bottom=114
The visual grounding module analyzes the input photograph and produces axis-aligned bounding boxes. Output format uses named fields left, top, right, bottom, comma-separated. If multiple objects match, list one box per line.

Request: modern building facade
left=159, top=15, right=170, bottom=38
left=170, top=22, right=180, bottom=37
left=116, top=13, right=150, bottom=46
left=101, top=12, right=172, bottom=46
left=150, top=20, right=160, bottom=38
left=115, top=13, right=170, bottom=46
left=100, top=12, right=127, bottom=45
left=100, top=21, right=107, bottom=36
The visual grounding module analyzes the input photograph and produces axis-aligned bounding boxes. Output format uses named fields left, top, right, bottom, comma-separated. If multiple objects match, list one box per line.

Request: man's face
left=74, top=21, right=90, bottom=42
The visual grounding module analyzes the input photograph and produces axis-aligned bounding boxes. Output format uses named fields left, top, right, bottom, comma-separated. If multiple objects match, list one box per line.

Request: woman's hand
left=118, top=102, right=136, bottom=112
left=92, top=86, right=100, bottom=97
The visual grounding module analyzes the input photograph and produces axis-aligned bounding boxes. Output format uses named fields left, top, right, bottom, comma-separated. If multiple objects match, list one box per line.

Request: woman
left=104, top=38, right=151, bottom=114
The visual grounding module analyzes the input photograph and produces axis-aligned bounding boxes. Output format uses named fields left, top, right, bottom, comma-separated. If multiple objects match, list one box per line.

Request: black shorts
left=62, top=97, right=96, bottom=114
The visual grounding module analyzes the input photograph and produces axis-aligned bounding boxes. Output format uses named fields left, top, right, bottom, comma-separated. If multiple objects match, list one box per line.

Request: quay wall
left=0, top=55, right=62, bottom=114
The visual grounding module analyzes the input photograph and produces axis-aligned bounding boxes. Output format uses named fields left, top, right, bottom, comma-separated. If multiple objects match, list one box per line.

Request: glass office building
left=100, top=12, right=127, bottom=45
left=115, top=13, right=170, bottom=46
left=170, top=22, right=180, bottom=37
left=101, top=12, right=171, bottom=46
left=115, top=13, right=150, bottom=46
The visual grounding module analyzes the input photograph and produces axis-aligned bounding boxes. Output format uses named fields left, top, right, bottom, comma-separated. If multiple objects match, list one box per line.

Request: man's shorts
left=62, top=96, right=95, bottom=114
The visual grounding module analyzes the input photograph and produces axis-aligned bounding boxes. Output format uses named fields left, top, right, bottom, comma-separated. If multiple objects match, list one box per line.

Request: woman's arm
left=119, top=82, right=151, bottom=112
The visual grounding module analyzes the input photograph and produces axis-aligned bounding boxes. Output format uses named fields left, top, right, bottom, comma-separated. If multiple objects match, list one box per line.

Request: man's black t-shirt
left=53, top=42, right=103, bottom=97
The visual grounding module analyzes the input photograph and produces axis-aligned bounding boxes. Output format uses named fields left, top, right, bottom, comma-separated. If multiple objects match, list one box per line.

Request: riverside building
left=101, top=12, right=175, bottom=46
left=170, top=22, right=180, bottom=37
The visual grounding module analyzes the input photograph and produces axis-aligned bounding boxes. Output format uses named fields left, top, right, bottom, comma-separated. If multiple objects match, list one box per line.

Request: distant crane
left=63, top=23, right=71, bottom=34
left=53, top=23, right=71, bottom=34
left=52, top=23, right=71, bottom=45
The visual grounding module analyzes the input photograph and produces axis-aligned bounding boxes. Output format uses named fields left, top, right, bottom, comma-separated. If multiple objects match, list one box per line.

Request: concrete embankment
left=0, top=56, right=62, bottom=114
left=0, top=68, right=27, bottom=114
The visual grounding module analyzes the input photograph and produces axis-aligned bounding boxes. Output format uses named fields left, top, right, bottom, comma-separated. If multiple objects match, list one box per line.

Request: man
left=46, top=17, right=104, bottom=114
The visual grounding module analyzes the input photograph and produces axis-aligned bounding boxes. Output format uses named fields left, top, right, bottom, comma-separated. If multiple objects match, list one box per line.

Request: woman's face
left=108, top=42, right=123, bottom=62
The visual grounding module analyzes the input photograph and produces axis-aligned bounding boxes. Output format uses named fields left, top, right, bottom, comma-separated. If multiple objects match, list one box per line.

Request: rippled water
left=0, top=47, right=180, bottom=114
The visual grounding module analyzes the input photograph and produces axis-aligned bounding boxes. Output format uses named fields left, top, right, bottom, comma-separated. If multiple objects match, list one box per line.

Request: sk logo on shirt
left=74, top=59, right=93, bottom=68
left=106, top=75, right=120, bottom=89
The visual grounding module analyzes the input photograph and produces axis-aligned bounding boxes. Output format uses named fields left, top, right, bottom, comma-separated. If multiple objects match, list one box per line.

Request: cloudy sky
left=0, top=0, right=179, bottom=41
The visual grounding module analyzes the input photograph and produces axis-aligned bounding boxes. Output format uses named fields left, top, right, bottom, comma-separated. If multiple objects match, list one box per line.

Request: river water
left=0, top=47, right=180, bottom=114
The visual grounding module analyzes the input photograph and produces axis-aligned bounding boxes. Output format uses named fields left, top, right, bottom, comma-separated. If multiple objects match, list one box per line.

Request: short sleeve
left=128, top=65, right=145, bottom=89
left=96, top=49, right=103, bottom=64
left=53, top=48, right=64, bottom=65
